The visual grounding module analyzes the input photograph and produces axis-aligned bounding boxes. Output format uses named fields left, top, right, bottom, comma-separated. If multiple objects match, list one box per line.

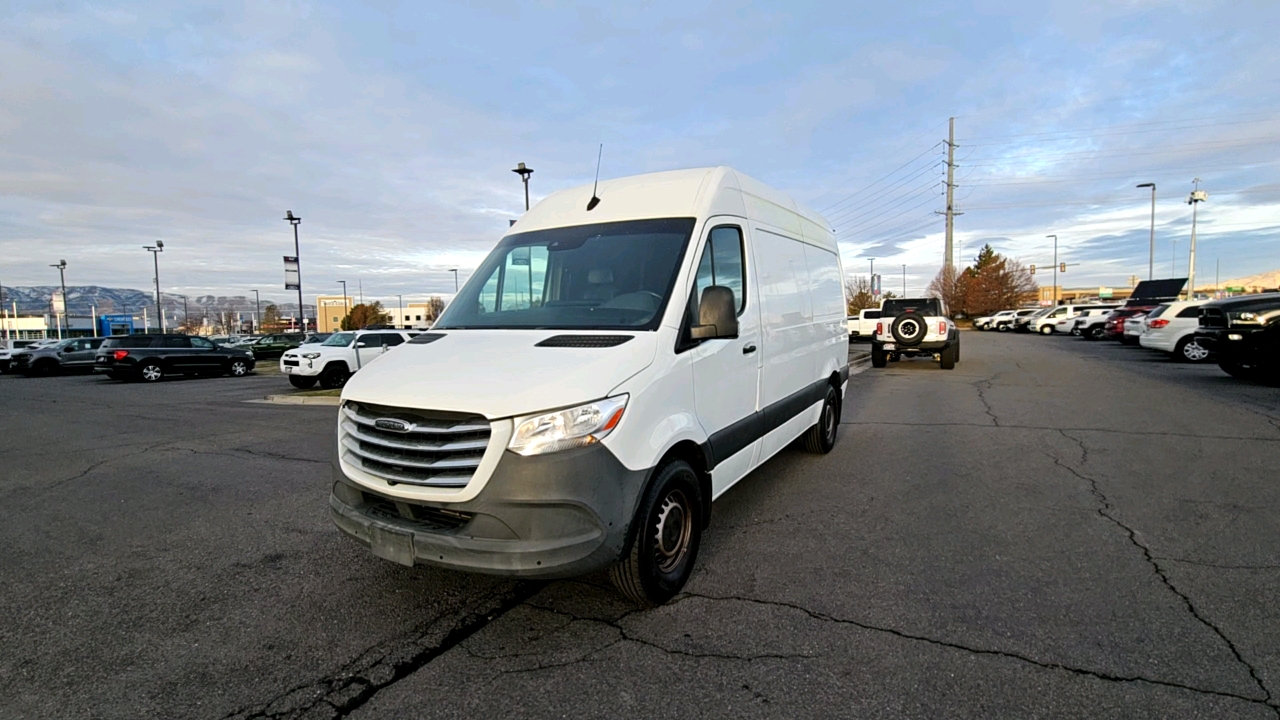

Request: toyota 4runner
left=871, top=297, right=959, bottom=369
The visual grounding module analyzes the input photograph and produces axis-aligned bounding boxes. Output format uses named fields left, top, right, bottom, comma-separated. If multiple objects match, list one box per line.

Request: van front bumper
left=329, top=442, right=650, bottom=579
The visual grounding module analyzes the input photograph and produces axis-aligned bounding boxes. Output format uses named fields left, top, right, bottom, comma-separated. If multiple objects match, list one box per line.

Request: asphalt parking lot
left=3, top=332, right=1279, bottom=719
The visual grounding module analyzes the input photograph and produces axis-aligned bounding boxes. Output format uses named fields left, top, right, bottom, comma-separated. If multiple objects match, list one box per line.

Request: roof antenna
left=586, top=143, right=603, bottom=211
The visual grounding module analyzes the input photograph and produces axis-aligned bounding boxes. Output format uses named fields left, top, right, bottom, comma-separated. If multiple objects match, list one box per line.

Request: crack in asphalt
left=221, top=582, right=543, bottom=720
left=1157, top=557, right=1280, bottom=571
left=673, top=592, right=1279, bottom=713
left=1048, top=429, right=1278, bottom=714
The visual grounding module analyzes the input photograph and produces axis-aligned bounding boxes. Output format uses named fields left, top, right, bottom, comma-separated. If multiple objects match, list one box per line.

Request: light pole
left=284, top=211, right=304, bottom=331
left=902, top=264, right=907, bottom=295
left=143, top=240, right=165, bottom=332
left=449, top=269, right=459, bottom=293
left=512, top=163, right=534, bottom=211
left=1046, top=235, right=1058, bottom=306
left=50, top=260, right=67, bottom=339
left=338, top=280, right=349, bottom=330
left=252, top=290, right=260, bottom=333
left=397, top=294, right=403, bottom=328
left=1186, top=178, right=1206, bottom=299
left=1136, top=183, right=1156, bottom=280
left=1171, top=239, right=1178, bottom=276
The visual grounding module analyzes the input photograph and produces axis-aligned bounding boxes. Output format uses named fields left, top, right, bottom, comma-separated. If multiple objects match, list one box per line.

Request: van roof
left=509, top=166, right=836, bottom=252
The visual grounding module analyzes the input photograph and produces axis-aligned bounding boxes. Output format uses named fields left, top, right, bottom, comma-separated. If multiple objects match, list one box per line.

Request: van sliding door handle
left=742, top=343, right=757, bottom=355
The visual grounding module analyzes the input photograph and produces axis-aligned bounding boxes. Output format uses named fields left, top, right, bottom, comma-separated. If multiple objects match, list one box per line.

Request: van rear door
left=688, top=221, right=762, bottom=496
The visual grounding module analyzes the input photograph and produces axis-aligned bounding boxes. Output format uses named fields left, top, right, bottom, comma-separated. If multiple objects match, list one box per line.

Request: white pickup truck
left=846, top=308, right=882, bottom=339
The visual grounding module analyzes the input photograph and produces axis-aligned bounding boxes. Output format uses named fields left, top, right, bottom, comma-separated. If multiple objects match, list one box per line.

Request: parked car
left=1028, top=304, right=1120, bottom=335
left=975, top=310, right=1013, bottom=331
left=251, top=333, right=306, bottom=360
left=1102, top=307, right=1148, bottom=340
left=846, top=308, right=881, bottom=339
left=1076, top=312, right=1113, bottom=340
left=0, top=339, right=39, bottom=372
left=11, top=337, right=106, bottom=375
left=279, top=329, right=418, bottom=389
left=1062, top=308, right=1113, bottom=336
left=995, top=308, right=1038, bottom=332
left=1120, top=312, right=1148, bottom=345
left=1014, top=308, right=1052, bottom=332
left=327, top=167, right=850, bottom=607
left=95, top=334, right=255, bottom=382
left=1139, top=300, right=1211, bottom=362
left=1195, top=293, right=1280, bottom=382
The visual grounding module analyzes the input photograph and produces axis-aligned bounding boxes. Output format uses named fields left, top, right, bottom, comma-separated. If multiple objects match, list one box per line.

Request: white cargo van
left=330, top=167, right=849, bottom=605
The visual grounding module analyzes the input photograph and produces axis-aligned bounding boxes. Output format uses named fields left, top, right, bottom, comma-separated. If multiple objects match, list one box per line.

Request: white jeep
left=280, top=329, right=419, bottom=389
left=870, top=297, right=960, bottom=370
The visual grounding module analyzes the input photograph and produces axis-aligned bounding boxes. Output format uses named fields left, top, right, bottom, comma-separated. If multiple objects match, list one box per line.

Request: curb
left=263, top=394, right=342, bottom=406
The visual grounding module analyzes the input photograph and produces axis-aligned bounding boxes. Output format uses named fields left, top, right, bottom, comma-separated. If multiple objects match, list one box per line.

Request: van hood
left=340, top=330, right=659, bottom=418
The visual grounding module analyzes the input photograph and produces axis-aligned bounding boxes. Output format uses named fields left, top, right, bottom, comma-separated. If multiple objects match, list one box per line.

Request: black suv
left=95, top=334, right=256, bottom=382
left=1195, top=293, right=1280, bottom=383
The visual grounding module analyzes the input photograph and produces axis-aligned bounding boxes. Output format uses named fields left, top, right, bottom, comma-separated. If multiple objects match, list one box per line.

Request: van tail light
left=938, top=321, right=947, bottom=335
left=876, top=322, right=883, bottom=335
left=1148, top=319, right=1170, bottom=329
left=113, top=350, right=129, bottom=361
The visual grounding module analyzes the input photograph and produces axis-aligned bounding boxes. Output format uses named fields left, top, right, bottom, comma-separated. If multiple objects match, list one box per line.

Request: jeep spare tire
left=891, top=312, right=928, bottom=346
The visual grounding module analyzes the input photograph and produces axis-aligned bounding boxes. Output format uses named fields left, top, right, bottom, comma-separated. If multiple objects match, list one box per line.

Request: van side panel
left=751, top=226, right=815, bottom=411
left=802, top=243, right=848, bottom=381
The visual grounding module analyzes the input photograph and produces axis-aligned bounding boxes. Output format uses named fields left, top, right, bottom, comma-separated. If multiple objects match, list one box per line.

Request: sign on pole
left=51, top=291, right=65, bottom=316
left=871, top=274, right=881, bottom=297
left=284, top=256, right=300, bottom=290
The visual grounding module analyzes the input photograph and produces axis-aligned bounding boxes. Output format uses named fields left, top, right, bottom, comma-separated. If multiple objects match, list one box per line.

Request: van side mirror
left=690, top=286, right=739, bottom=340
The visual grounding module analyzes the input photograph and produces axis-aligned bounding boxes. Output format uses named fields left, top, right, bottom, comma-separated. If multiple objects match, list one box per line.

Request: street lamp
left=1046, top=235, right=1058, bottom=306
left=397, top=294, right=404, bottom=328
left=902, top=264, right=907, bottom=295
left=283, top=210, right=304, bottom=331
left=449, top=269, right=459, bottom=293
left=1136, top=183, right=1156, bottom=281
left=512, top=163, right=534, bottom=211
left=252, top=290, right=260, bottom=333
left=143, top=240, right=165, bottom=332
left=1186, top=178, right=1207, bottom=299
left=50, top=260, right=67, bottom=339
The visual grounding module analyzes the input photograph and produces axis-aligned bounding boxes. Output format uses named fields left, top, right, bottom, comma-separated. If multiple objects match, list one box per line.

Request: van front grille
left=340, top=401, right=490, bottom=487
left=360, top=491, right=473, bottom=531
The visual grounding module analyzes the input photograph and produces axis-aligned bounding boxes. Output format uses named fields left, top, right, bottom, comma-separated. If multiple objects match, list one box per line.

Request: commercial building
left=392, top=302, right=443, bottom=330
left=316, top=295, right=354, bottom=333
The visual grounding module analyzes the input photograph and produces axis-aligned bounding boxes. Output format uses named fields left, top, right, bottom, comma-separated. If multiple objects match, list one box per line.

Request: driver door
left=687, top=220, right=762, bottom=496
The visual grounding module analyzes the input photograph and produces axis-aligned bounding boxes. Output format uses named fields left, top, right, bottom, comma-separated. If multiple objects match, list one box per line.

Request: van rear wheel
left=610, top=460, right=702, bottom=607
left=801, top=385, right=840, bottom=453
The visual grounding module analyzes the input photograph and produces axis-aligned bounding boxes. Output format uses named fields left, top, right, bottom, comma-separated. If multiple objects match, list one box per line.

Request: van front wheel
left=610, top=460, right=703, bottom=607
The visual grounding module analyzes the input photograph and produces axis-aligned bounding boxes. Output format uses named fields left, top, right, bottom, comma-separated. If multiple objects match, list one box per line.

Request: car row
left=279, top=329, right=418, bottom=389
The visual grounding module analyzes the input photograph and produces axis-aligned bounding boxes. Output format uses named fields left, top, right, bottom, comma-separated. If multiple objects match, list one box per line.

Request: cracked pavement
left=3, top=332, right=1279, bottom=718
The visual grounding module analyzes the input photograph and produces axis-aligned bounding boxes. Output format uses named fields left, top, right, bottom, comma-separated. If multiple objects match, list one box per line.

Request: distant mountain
left=0, top=286, right=314, bottom=319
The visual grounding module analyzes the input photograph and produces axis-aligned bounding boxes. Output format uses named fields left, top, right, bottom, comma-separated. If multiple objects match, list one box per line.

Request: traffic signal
left=1060, top=262, right=1066, bottom=272
left=1029, top=264, right=1036, bottom=275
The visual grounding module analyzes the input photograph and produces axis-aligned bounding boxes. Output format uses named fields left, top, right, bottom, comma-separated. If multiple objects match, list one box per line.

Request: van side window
left=692, top=226, right=746, bottom=316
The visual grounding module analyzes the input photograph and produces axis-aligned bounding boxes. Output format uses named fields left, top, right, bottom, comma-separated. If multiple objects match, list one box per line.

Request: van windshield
left=435, top=218, right=696, bottom=331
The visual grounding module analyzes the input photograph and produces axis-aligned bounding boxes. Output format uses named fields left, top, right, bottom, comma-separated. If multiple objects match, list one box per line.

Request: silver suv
left=11, top=337, right=106, bottom=376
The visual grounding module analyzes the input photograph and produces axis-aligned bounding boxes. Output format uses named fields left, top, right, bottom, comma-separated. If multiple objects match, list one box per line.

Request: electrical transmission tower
left=938, top=117, right=962, bottom=269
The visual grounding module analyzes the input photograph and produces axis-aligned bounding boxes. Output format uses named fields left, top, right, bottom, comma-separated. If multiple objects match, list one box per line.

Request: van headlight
left=508, top=395, right=628, bottom=456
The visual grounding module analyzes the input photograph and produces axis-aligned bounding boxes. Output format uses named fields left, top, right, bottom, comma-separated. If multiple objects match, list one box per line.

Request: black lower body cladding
left=330, top=442, right=650, bottom=579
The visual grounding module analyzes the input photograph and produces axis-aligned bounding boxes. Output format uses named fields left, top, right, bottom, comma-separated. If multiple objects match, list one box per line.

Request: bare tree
left=844, top=276, right=877, bottom=313
left=927, top=264, right=964, bottom=312
left=424, top=296, right=446, bottom=322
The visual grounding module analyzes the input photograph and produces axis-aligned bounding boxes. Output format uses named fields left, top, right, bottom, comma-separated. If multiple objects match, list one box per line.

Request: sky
left=2, top=0, right=1279, bottom=307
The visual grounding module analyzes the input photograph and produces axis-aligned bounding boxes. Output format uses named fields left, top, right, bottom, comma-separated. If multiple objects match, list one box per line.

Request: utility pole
left=902, top=264, right=907, bottom=295
left=50, top=260, right=67, bottom=339
left=1047, top=235, right=1058, bottom=306
left=252, top=290, right=260, bottom=333
left=397, top=294, right=403, bottom=328
left=284, top=211, right=305, bottom=331
left=1215, top=258, right=1220, bottom=296
left=944, top=117, right=957, bottom=270
left=1186, top=178, right=1206, bottom=299
left=449, top=269, right=459, bottom=293
left=144, top=241, right=165, bottom=332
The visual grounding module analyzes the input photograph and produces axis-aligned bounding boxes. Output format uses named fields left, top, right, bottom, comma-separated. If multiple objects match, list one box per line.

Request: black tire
left=318, top=364, right=350, bottom=390
left=138, top=361, right=163, bottom=383
left=891, top=312, right=928, bottom=345
left=871, top=346, right=887, bottom=368
left=1219, top=361, right=1260, bottom=381
left=940, top=345, right=956, bottom=370
left=1174, top=337, right=1211, bottom=363
left=1085, top=326, right=1104, bottom=340
left=610, top=460, right=703, bottom=607
left=1039, top=324, right=1054, bottom=335
left=997, top=324, right=1009, bottom=332
left=227, top=359, right=251, bottom=377
left=802, top=385, right=840, bottom=453
left=289, top=375, right=318, bottom=389
left=33, top=359, right=61, bottom=376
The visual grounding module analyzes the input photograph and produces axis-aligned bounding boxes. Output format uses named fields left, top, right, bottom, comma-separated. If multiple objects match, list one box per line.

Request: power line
left=816, top=143, right=943, bottom=216
left=807, top=119, right=949, bottom=209
left=838, top=194, right=941, bottom=237
left=833, top=181, right=941, bottom=232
